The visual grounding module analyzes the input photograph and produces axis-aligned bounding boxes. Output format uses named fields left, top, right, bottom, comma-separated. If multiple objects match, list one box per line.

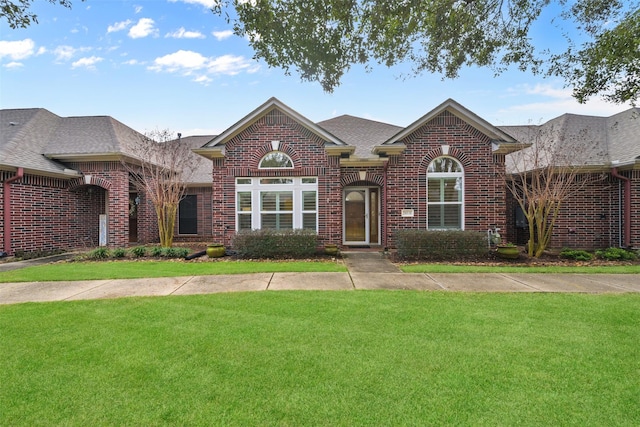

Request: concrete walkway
left=1, top=252, right=639, bottom=305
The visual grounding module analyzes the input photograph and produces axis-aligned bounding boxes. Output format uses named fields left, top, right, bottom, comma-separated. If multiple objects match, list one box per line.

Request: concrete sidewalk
left=1, top=271, right=639, bottom=305
left=1, top=251, right=639, bottom=304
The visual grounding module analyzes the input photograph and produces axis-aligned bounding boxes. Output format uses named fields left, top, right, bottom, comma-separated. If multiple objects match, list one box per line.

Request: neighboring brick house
left=193, top=97, right=525, bottom=248
left=2, top=99, right=638, bottom=256
left=0, top=108, right=159, bottom=255
left=500, top=108, right=640, bottom=249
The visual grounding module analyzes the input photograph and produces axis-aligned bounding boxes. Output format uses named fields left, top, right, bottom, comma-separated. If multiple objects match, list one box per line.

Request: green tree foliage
left=219, top=0, right=638, bottom=104
left=1, top=0, right=82, bottom=29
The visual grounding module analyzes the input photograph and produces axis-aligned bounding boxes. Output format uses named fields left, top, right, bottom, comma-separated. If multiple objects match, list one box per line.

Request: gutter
left=611, top=167, right=631, bottom=248
left=3, top=167, right=24, bottom=255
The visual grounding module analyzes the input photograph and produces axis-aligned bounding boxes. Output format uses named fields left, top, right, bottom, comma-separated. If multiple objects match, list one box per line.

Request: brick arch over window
left=68, top=176, right=112, bottom=191
left=341, top=171, right=384, bottom=187
left=419, top=146, right=470, bottom=172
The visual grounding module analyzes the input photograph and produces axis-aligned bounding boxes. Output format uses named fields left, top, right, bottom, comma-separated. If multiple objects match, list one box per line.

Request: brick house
left=0, top=108, right=217, bottom=256
left=2, top=99, right=638, bottom=256
left=500, top=108, right=640, bottom=249
left=193, top=98, right=525, bottom=249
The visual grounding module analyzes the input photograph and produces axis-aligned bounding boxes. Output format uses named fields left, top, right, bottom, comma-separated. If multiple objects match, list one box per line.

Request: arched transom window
left=259, top=151, right=293, bottom=169
left=427, top=156, right=464, bottom=229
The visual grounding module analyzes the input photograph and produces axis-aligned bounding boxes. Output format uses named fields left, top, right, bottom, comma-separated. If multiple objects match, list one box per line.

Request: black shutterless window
left=179, top=195, right=198, bottom=234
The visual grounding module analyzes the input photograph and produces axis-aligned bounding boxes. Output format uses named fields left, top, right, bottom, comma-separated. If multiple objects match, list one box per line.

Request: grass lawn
left=0, top=260, right=346, bottom=283
left=2, top=259, right=639, bottom=283
left=1, top=291, right=639, bottom=426
left=401, top=263, right=640, bottom=274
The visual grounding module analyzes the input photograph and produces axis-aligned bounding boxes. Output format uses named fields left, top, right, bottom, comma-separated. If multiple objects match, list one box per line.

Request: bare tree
left=123, top=129, right=197, bottom=247
left=504, top=123, right=606, bottom=257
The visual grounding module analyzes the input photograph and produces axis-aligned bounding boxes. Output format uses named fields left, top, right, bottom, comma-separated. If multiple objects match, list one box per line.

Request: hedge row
left=395, top=229, right=488, bottom=260
left=232, top=229, right=318, bottom=259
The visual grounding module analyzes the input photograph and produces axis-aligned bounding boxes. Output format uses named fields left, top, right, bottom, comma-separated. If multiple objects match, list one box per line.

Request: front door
left=344, top=187, right=379, bottom=245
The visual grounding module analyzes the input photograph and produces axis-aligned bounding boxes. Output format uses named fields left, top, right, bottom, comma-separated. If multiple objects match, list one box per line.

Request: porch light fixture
left=135, top=196, right=141, bottom=205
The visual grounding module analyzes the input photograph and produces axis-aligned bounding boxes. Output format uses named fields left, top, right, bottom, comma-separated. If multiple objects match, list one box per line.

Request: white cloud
left=53, top=45, right=77, bottom=61
left=148, top=50, right=258, bottom=82
left=170, top=0, right=220, bottom=8
left=134, top=5, right=143, bottom=14
left=0, top=39, right=35, bottom=60
left=166, top=27, right=206, bottom=39
left=129, top=18, right=158, bottom=39
left=123, top=59, right=141, bottom=65
left=71, top=56, right=103, bottom=69
left=207, top=54, right=254, bottom=75
left=212, top=30, right=233, bottom=41
left=107, top=19, right=132, bottom=33
left=498, top=83, right=633, bottom=123
left=149, top=50, right=208, bottom=73
left=193, top=75, right=213, bottom=84
left=36, top=47, right=47, bottom=55
left=4, top=61, right=24, bottom=69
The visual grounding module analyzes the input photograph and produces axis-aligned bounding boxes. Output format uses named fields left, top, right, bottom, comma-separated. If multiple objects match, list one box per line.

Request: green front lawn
left=1, top=292, right=638, bottom=425
left=401, top=263, right=640, bottom=274
left=0, top=260, right=346, bottom=283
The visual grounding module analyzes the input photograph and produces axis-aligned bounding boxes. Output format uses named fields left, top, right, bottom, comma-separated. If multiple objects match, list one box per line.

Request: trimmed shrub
left=161, top=247, right=190, bottom=258
left=395, top=229, right=488, bottom=260
left=112, top=248, right=127, bottom=258
left=233, top=229, right=318, bottom=259
left=130, top=246, right=147, bottom=258
left=559, top=248, right=593, bottom=261
left=88, top=247, right=110, bottom=260
left=150, top=246, right=164, bottom=257
left=595, top=247, right=638, bottom=261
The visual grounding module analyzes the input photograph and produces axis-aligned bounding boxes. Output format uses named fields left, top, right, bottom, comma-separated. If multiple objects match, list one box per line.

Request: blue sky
left=0, top=0, right=633, bottom=137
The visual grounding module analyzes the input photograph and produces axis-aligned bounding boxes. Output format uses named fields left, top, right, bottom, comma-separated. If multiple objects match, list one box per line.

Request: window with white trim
left=427, top=157, right=464, bottom=229
left=236, top=177, right=317, bottom=231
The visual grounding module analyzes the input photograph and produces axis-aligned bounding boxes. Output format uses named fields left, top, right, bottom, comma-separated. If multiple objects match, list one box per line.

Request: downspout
left=3, top=167, right=24, bottom=255
left=383, top=160, right=389, bottom=250
left=611, top=167, right=631, bottom=248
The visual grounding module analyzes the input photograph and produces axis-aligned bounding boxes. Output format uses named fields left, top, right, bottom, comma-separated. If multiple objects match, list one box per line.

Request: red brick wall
left=68, top=162, right=133, bottom=248
left=1, top=171, right=79, bottom=254
left=505, top=171, right=639, bottom=250
left=210, top=110, right=343, bottom=246
left=385, top=110, right=507, bottom=247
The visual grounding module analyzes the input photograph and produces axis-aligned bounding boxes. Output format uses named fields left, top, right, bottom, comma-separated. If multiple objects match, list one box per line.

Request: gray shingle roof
left=0, top=108, right=74, bottom=176
left=44, top=115, right=146, bottom=158
left=1, top=108, right=151, bottom=177
left=317, top=115, right=403, bottom=158
left=179, top=135, right=216, bottom=184
left=500, top=107, right=639, bottom=169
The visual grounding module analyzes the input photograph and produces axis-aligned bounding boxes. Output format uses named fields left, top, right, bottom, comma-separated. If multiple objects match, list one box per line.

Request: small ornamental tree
left=123, top=129, right=197, bottom=248
left=504, top=124, right=605, bottom=257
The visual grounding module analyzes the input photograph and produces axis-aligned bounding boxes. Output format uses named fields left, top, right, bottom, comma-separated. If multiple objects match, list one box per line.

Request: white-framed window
left=236, top=177, right=317, bottom=231
left=427, top=156, right=464, bottom=229
left=259, top=151, right=293, bottom=169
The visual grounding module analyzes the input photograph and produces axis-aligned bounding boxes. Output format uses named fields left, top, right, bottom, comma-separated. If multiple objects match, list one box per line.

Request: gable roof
left=195, top=97, right=349, bottom=159
left=378, top=98, right=525, bottom=155
left=317, top=115, right=403, bottom=159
